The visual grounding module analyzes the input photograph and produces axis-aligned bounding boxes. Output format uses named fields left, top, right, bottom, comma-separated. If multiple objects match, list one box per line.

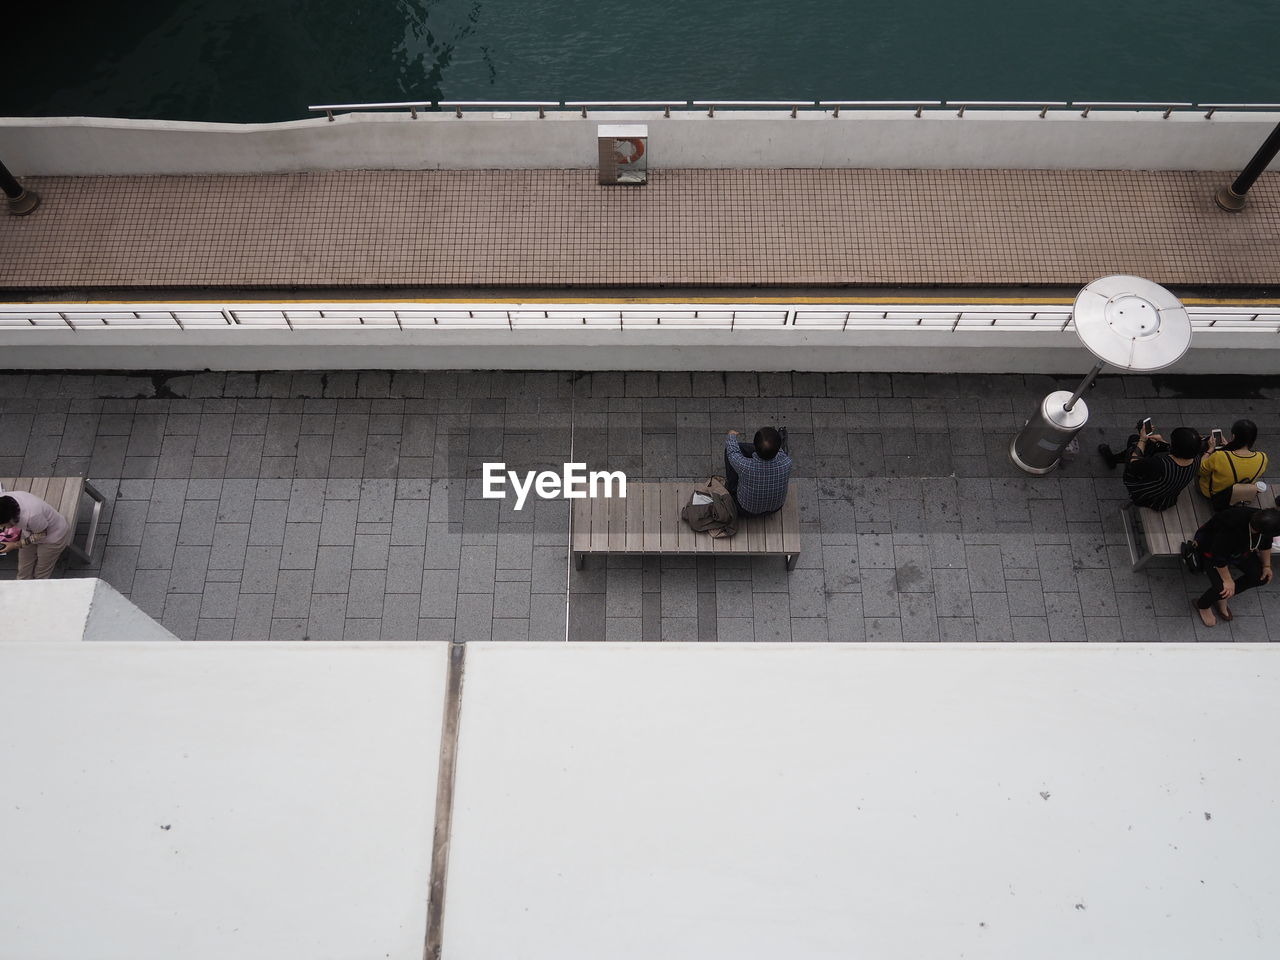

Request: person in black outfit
left=1112, top=425, right=1203, bottom=511
left=1191, top=506, right=1279, bottom=628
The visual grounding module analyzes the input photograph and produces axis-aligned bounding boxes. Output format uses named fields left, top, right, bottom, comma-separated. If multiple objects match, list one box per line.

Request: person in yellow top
left=1199, top=418, right=1269, bottom=511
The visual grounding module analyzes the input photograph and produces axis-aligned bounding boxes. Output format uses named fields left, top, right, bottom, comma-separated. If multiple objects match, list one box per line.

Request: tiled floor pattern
left=2, top=169, right=1278, bottom=289
left=1, top=369, right=1278, bottom=642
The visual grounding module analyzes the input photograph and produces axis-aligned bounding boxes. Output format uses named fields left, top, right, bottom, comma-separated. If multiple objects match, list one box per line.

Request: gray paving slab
left=5, top=370, right=1280, bottom=644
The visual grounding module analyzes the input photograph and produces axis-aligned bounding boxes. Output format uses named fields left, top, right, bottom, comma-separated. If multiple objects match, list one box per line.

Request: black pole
left=0, top=157, right=41, bottom=216
left=1215, top=120, right=1280, bottom=212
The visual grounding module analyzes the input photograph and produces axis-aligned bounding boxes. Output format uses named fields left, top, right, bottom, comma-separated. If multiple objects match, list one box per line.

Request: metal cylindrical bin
left=1010, top=391, right=1090, bottom=475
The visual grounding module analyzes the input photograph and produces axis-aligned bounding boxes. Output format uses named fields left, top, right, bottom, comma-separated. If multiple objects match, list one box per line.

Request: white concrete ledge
left=1, top=328, right=1278, bottom=374
left=3, top=110, right=1279, bottom=175
left=1, top=301, right=1277, bottom=373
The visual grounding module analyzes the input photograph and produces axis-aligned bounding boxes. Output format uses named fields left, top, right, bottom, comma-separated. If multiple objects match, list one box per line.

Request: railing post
left=410, top=105, right=418, bottom=119
left=1215, top=119, right=1280, bottom=212
left=0, top=157, right=40, bottom=216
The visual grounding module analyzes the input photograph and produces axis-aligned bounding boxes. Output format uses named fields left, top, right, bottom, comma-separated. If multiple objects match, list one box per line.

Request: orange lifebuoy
left=613, top=137, right=646, bottom=165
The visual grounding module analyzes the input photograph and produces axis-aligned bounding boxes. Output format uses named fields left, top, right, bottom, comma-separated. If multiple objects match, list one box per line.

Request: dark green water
left=6, top=0, right=1280, bottom=123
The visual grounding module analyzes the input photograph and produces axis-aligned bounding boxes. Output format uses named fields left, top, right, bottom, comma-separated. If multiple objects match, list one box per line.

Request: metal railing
left=3, top=302, right=1280, bottom=334
left=307, top=99, right=1280, bottom=122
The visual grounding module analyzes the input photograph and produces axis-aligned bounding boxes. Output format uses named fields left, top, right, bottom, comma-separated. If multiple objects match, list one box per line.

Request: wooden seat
left=1122, top=478, right=1275, bottom=571
left=0, top=476, right=107, bottom=565
left=572, top=481, right=801, bottom=570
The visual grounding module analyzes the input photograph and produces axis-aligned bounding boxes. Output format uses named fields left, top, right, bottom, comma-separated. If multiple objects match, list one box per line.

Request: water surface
left=6, top=0, right=1279, bottom=122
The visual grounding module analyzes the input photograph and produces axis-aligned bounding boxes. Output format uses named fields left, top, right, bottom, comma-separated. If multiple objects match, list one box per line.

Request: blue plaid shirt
left=725, top=434, right=793, bottom=514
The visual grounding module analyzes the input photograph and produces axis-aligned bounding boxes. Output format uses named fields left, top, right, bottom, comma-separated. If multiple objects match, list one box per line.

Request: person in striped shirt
left=1103, top=423, right=1204, bottom=511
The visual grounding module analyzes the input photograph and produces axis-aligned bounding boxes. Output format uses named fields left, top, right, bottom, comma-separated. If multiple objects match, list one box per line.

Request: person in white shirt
left=0, top=492, right=72, bottom=579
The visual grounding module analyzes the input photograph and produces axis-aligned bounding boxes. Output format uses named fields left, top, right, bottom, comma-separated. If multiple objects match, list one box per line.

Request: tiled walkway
left=2, top=169, right=1278, bottom=289
left=3, top=369, right=1278, bottom=642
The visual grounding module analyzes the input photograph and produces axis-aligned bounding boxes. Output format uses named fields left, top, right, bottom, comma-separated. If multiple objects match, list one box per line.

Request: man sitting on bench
left=724, top=426, right=793, bottom=517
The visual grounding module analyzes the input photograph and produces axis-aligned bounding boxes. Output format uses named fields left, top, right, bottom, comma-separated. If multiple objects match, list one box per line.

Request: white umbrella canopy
left=1072, top=275, right=1192, bottom=371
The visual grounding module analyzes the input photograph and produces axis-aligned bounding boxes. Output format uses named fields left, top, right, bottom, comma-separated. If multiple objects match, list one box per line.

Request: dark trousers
left=1114, top=433, right=1170, bottom=462
left=724, top=442, right=764, bottom=517
left=1196, top=554, right=1267, bottom=609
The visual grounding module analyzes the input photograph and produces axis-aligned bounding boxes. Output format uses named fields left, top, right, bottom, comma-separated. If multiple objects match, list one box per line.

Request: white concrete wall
left=0, top=641, right=449, bottom=960
left=3, top=110, right=1279, bottom=176
left=1, top=325, right=1278, bottom=374
left=4, top=640, right=1280, bottom=958
left=0, top=579, right=179, bottom=643
left=447, top=642, right=1280, bottom=960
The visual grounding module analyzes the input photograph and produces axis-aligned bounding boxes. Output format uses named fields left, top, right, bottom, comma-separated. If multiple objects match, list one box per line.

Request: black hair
left=0, top=495, right=17, bottom=525
left=1252, top=508, right=1280, bottom=539
left=754, top=426, right=782, bottom=461
left=1227, top=418, right=1259, bottom=451
left=1169, top=427, right=1202, bottom=460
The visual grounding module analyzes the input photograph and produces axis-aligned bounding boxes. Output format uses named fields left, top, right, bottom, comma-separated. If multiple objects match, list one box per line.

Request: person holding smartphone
left=1198, top=418, right=1269, bottom=511
left=1098, top=420, right=1204, bottom=511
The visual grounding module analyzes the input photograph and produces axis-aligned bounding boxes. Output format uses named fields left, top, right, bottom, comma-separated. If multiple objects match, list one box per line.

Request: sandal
left=1215, top=600, right=1234, bottom=622
left=1194, top=601, right=1216, bottom=628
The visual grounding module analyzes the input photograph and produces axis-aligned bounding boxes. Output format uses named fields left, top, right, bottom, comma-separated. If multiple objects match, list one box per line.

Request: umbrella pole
left=1063, top=360, right=1105, bottom=412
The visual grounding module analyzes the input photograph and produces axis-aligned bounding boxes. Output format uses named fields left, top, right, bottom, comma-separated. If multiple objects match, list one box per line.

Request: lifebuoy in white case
left=613, top=137, right=646, bottom=165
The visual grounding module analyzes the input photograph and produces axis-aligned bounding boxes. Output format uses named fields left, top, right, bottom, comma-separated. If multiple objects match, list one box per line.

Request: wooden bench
left=1122, top=478, right=1276, bottom=571
left=572, top=481, right=801, bottom=570
left=0, top=476, right=106, bottom=565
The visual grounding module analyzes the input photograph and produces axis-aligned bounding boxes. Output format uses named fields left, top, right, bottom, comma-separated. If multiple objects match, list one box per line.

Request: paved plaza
left=1, top=368, right=1277, bottom=642
left=2, top=169, right=1278, bottom=290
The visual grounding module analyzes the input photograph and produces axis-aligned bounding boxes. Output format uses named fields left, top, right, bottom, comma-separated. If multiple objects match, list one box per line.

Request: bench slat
left=1160, top=502, right=1183, bottom=552
left=28, top=477, right=49, bottom=501
left=59, top=478, right=84, bottom=526
left=46, top=478, right=69, bottom=529
left=625, top=486, right=643, bottom=551
left=1138, top=504, right=1169, bottom=556
left=643, top=485, right=661, bottom=553
left=1172, top=489, right=1199, bottom=546
left=676, top=484, right=696, bottom=553
left=660, top=484, right=680, bottom=552
left=589, top=494, right=609, bottom=554
left=571, top=498, right=591, bottom=555
left=781, top=487, right=801, bottom=555
left=607, top=492, right=625, bottom=553
left=764, top=503, right=783, bottom=554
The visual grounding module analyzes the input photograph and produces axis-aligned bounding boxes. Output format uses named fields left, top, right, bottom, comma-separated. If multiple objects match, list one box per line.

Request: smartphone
left=1211, top=428, right=1226, bottom=447
left=1138, top=417, right=1153, bottom=434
